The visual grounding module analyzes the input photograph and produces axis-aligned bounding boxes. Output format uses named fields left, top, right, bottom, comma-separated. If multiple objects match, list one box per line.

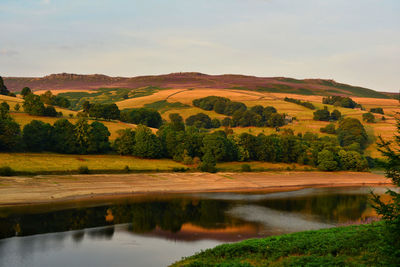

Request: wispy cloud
left=0, top=49, right=19, bottom=57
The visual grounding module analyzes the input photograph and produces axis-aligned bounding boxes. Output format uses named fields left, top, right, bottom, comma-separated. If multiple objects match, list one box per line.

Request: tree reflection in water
left=0, top=188, right=381, bottom=241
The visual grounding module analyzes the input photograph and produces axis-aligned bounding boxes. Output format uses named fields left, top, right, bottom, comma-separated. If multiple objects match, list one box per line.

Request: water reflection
left=0, top=187, right=389, bottom=267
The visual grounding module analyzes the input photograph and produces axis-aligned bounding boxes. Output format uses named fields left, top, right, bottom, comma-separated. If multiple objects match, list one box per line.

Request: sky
left=0, top=0, right=399, bottom=92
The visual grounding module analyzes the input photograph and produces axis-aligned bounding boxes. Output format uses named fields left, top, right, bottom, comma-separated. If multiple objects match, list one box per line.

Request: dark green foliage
left=320, top=123, right=336, bottom=134
left=337, top=150, right=368, bottom=171
left=337, top=118, right=368, bottom=149
left=38, top=90, right=70, bottom=108
left=0, top=76, right=10, bottom=96
left=371, top=120, right=400, bottom=265
left=23, top=94, right=45, bottom=116
left=174, top=223, right=387, bottom=267
left=113, top=129, right=136, bottom=155
left=0, top=166, right=15, bottom=176
left=1, top=101, right=10, bottom=111
left=193, top=96, right=285, bottom=128
left=200, top=151, right=217, bottom=173
left=313, top=106, right=330, bottom=121
left=330, top=109, right=341, bottom=121
left=362, top=112, right=375, bottom=123
left=87, top=103, right=120, bottom=120
left=78, top=166, right=90, bottom=174
left=87, top=121, right=111, bottom=153
left=14, top=103, right=20, bottom=111
left=22, top=120, right=53, bottom=152
left=317, top=150, right=338, bottom=171
left=0, top=105, right=21, bottom=151
left=21, top=87, right=32, bottom=97
left=133, top=125, right=163, bottom=158
left=144, top=100, right=189, bottom=112
left=121, top=108, right=162, bottom=128
left=322, top=95, right=361, bottom=109
left=211, top=118, right=221, bottom=128
left=186, top=113, right=213, bottom=129
left=202, top=132, right=238, bottom=162
left=74, top=119, right=90, bottom=154
left=284, top=97, right=316, bottom=110
left=43, top=106, right=59, bottom=117
left=51, top=119, right=77, bottom=154
left=169, top=113, right=185, bottom=132
left=370, top=107, right=384, bottom=114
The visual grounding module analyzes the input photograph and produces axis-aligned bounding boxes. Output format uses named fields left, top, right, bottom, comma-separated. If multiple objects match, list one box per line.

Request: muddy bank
left=0, top=171, right=391, bottom=206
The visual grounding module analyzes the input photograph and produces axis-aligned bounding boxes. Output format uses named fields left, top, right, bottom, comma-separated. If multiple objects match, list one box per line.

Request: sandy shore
left=0, top=171, right=391, bottom=206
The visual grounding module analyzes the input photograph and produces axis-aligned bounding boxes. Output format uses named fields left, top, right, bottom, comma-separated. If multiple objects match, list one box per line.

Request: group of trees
left=0, top=105, right=110, bottom=154
left=322, top=96, right=362, bottom=109
left=120, top=108, right=163, bottom=128
left=284, top=97, right=316, bottom=110
left=370, top=107, right=384, bottom=114
left=362, top=112, right=376, bottom=123
left=82, top=101, right=120, bottom=120
left=0, top=77, right=11, bottom=96
left=113, top=113, right=370, bottom=172
left=23, top=94, right=62, bottom=117
left=313, top=106, right=341, bottom=121
left=38, top=90, right=71, bottom=108
left=192, top=96, right=286, bottom=128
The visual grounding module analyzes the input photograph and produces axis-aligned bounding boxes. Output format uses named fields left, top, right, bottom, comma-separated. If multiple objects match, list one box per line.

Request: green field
left=172, top=223, right=389, bottom=267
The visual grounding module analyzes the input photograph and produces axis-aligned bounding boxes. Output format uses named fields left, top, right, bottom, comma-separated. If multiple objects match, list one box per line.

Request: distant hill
left=3, top=72, right=392, bottom=99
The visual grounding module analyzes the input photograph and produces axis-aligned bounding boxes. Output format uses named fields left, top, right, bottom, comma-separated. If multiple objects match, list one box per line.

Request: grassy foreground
left=171, top=223, right=388, bottom=267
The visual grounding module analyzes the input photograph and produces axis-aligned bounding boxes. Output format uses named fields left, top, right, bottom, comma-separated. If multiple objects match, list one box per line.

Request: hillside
left=3, top=72, right=392, bottom=99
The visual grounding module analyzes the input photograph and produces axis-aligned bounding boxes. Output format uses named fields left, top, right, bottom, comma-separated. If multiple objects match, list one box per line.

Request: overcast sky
left=0, top=0, right=399, bottom=92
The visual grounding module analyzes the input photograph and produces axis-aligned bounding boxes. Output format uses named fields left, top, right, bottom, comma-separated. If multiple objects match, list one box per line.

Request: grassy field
left=0, top=153, right=187, bottom=174
left=0, top=152, right=318, bottom=174
left=171, top=223, right=389, bottom=267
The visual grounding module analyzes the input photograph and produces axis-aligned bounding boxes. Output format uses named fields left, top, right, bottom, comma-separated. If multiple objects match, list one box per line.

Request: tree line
left=322, top=95, right=362, bottom=109
left=284, top=97, right=316, bottom=110
left=0, top=101, right=371, bottom=172
left=192, top=96, right=286, bottom=128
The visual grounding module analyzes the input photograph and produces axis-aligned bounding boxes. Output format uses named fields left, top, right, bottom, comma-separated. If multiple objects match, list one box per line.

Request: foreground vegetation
left=172, top=223, right=388, bottom=267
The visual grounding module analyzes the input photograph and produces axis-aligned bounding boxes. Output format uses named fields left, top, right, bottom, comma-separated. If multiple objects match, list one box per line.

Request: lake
left=0, top=186, right=387, bottom=267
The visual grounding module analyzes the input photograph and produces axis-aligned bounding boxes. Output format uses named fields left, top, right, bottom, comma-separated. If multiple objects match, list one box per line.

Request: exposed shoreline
left=0, top=171, right=391, bottom=207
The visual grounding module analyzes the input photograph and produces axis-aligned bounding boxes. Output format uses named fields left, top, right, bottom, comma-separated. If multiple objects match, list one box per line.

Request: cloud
left=41, top=0, right=51, bottom=4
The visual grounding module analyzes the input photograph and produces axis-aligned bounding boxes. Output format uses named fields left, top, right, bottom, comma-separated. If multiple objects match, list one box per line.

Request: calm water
left=0, top=187, right=387, bottom=267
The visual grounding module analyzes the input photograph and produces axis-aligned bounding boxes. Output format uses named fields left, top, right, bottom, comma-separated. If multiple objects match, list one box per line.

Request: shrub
left=172, top=167, right=188, bottom=172
left=78, top=165, right=90, bottom=174
left=362, top=112, right=375, bottom=123
left=241, top=164, right=251, bottom=172
left=0, top=166, right=15, bottom=176
left=123, top=165, right=130, bottom=173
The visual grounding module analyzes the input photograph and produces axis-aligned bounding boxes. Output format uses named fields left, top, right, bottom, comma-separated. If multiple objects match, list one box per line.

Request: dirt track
left=0, top=171, right=391, bottom=206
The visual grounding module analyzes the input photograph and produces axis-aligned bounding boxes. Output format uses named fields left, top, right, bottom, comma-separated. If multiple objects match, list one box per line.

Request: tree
left=14, top=103, right=20, bottom=111
left=121, top=108, right=162, bottom=128
left=74, top=119, right=90, bottom=154
left=21, top=87, right=32, bottom=97
left=87, top=121, right=110, bottom=153
left=313, top=106, right=331, bottom=121
left=362, top=112, right=375, bottom=123
left=22, top=120, right=53, bottom=152
left=337, top=118, right=368, bottom=148
left=23, top=94, right=45, bottom=116
left=370, top=107, right=384, bottom=115
left=113, top=129, right=136, bottom=155
left=0, top=76, right=10, bottom=96
left=43, top=105, right=58, bottom=117
left=169, top=113, right=185, bottom=132
left=320, top=123, right=336, bottom=134
left=0, top=107, right=21, bottom=151
left=330, top=109, right=341, bottom=121
left=133, top=125, right=162, bottom=158
left=200, top=151, right=217, bottom=173
left=371, top=119, right=400, bottom=264
left=338, top=150, right=368, bottom=171
left=317, top=149, right=338, bottom=171
left=51, top=119, right=77, bottom=154
left=185, top=113, right=212, bottom=129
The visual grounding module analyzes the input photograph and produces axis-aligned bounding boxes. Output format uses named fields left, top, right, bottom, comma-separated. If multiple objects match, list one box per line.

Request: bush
left=241, top=164, right=251, bottom=172
left=78, top=165, right=90, bottom=174
left=362, top=112, right=375, bottom=123
left=0, top=166, right=15, bottom=176
left=123, top=165, right=130, bottom=173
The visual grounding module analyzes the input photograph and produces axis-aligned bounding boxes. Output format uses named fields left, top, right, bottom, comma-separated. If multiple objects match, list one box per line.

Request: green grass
left=143, top=100, right=190, bottom=113
left=171, top=223, right=388, bottom=267
left=0, top=153, right=187, bottom=174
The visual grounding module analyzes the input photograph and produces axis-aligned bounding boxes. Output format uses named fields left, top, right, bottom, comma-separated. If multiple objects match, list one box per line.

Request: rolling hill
left=3, top=72, right=393, bottom=99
